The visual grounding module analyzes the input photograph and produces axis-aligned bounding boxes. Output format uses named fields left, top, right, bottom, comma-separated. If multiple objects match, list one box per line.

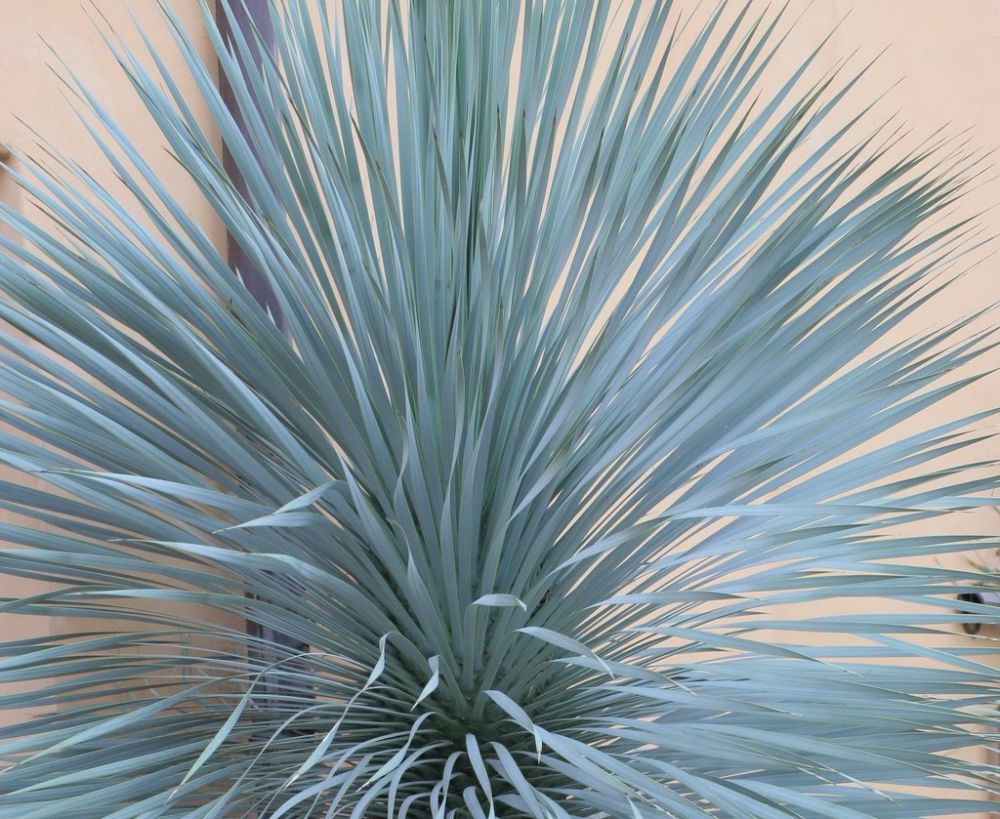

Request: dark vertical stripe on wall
left=216, top=0, right=309, bottom=708
left=216, top=0, right=284, bottom=327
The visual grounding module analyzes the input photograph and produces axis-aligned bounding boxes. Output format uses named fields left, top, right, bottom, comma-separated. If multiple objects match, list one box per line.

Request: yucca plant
left=0, top=1, right=997, bottom=816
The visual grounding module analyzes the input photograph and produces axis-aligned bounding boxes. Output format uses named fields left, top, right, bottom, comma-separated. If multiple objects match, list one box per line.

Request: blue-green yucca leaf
left=0, top=0, right=997, bottom=816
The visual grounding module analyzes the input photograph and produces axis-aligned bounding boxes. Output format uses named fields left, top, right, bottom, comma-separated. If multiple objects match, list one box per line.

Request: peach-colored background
left=0, top=1, right=997, bottom=813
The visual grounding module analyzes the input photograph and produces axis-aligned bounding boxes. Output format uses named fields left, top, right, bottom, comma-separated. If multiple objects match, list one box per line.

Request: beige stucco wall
left=0, top=0, right=226, bottom=727
left=0, top=0, right=996, bottom=813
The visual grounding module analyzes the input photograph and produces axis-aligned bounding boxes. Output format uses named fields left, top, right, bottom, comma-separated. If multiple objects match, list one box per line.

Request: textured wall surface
left=0, top=0, right=226, bottom=729
left=0, top=1, right=997, bottom=813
